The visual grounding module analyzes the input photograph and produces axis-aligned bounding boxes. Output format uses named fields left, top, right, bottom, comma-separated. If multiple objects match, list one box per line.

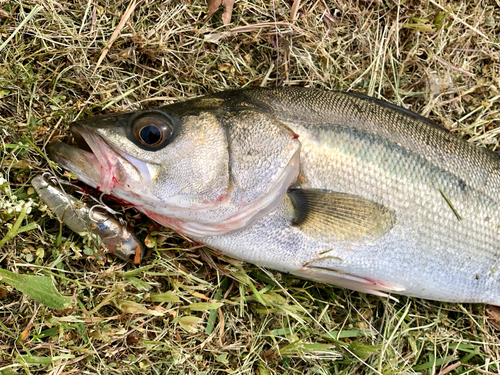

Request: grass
left=0, top=0, right=499, bottom=374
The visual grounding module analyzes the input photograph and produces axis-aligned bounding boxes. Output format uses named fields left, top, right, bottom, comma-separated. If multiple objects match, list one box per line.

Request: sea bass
left=47, top=88, right=500, bottom=305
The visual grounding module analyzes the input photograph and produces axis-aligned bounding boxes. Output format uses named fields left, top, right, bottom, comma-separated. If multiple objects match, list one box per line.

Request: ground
left=0, top=0, right=499, bottom=374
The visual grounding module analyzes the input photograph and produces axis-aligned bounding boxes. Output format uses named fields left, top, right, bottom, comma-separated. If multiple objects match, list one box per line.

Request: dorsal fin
left=288, top=189, right=396, bottom=242
left=343, top=91, right=451, bottom=133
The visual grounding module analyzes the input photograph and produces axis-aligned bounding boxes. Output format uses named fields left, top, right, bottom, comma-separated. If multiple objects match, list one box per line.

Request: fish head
left=48, top=97, right=300, bottom=236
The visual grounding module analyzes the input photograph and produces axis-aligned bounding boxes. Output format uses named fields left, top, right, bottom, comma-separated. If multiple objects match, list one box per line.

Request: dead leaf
left=116, top=300, right=164, bottom=316
left=133, top=244, right=141, bottom=264
left=207, top=0, right=235, bottom=26
left=204, top=31, right=231, bottom=44
left=19, top=322, right=33, bottom=342
left=221, top=0, right=235, bottom=25
left=218, top=62, right=231, bottom=71
left=486, top=305, right=500, bottom=330
left=230, top=21, right=289, bottom=34
left=127, top=333, right=141, bottom=345
left=207, top=0, right=222, bottom=17
left=218, top=62, right=234, bottom=74
left=0, top=9, right=11, bottom=19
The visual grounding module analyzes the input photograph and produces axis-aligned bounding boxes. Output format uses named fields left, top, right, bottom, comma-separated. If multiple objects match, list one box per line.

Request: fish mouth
left=47, top=121, right=148, bottom=194
left=47, top=137, right=102, bottom=189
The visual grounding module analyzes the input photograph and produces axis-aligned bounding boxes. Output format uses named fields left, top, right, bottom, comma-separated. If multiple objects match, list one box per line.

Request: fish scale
left=198, top=88, right=500, bottom=303
left=47, top=87, right=500, bottom=304
left=245, top=89, right=500, bottom=198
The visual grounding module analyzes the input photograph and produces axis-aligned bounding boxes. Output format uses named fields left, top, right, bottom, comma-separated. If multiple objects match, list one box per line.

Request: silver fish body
left=32, top=175, right=145, bottom=262
left=47, top=88, right=500, bottom=304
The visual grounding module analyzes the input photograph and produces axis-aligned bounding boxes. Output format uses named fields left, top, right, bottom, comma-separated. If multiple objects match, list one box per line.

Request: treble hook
left=41, top=172, right=58, bottom=185
left=41, top=172, right=129, bottom=227
left=88, top=205, right=108, bottom=223
left=42, top=172, right=85, bottom=191
left=88, top=195, right=128, bottom=227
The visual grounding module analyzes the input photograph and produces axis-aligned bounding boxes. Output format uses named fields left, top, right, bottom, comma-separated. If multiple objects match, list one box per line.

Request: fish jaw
left=47, top=125, right=151, bottom=208
left=46, top=142, right=102, bottom=189
left=70, top=123, right=151, bottom=195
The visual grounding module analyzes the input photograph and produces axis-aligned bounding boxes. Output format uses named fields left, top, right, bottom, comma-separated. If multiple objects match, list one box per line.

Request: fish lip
left=47, top=121, right=127, bottom=193
left=46, top=141, right=102, bottom=187
left=68, top=122, right=136, bottom=193
left=70, top=123, right=93, bottom=153
left=68, top=112, right=132, bottom=164
left=67, top=123, right=113, bottom=190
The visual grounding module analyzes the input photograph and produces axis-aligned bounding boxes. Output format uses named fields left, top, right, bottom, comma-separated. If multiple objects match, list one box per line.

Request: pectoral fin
left=288, top=189, right=396, bottom=242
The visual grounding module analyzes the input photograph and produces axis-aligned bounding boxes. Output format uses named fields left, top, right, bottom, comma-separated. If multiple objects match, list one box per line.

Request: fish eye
left=132, top=115, right=173, bottom=148
left=139, top=125, right=161, bottom=145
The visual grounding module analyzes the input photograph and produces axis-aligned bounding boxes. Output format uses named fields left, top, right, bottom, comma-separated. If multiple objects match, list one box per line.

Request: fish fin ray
left=293, top=266, right=404, bottom=301
left=343, top=91, right=450, bottom=133
left=288, top=189, right=396, bottom=241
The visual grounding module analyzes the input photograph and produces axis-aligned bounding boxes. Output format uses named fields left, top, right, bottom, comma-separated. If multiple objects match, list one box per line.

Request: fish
left=31, top=174, right=145, bottom=262
left=46, top=87, right=500, bottom=305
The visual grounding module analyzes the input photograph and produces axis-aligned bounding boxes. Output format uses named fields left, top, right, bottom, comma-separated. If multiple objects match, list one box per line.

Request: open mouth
left=48, top=123, right=151, bottom=195
left=71, top=123, right=93, bottom=153
left=47, top=124, right=124, bottom=193
left=47, top=134, right=102, bottom=190
left=71, top=124, right=123, bottom=193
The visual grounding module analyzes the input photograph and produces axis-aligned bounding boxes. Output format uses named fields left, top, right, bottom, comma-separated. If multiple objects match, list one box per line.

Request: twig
left=94, top=0, right=138, bottom=72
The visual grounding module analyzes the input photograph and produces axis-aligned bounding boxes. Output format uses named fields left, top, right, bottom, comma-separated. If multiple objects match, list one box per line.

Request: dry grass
left=0, top=0, right=499, bottom=374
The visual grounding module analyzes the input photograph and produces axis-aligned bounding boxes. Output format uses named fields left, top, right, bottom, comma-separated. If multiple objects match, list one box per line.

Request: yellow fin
left=288, top=189, right=396, bottom=242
